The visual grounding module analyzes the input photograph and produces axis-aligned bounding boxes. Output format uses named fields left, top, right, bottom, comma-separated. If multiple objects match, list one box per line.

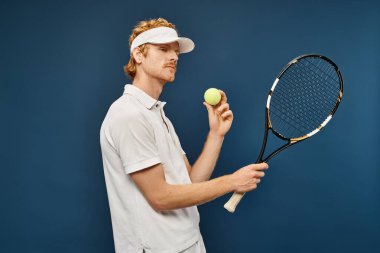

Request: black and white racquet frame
left=224, top=54, right=344, bottom=213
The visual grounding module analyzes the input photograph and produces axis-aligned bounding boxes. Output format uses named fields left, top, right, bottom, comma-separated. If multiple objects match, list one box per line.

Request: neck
left=132, top=73, right=165, bottom=100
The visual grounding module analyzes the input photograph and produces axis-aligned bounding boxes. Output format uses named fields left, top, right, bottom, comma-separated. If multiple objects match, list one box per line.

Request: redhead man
left=100, top=18, right=268, bottom=253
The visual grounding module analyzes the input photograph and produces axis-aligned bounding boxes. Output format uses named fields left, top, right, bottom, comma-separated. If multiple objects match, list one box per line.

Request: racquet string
left=269, top=57, right=341, bottom=139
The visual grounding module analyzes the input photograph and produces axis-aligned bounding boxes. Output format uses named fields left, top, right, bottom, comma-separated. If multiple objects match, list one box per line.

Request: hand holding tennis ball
left=204, top=88, right=222, bottom=105
left=203, top=88, right=233, bottom=137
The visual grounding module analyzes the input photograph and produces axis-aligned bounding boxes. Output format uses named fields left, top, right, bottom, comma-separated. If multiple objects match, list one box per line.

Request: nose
left=170, top=50, right=179, bottom=62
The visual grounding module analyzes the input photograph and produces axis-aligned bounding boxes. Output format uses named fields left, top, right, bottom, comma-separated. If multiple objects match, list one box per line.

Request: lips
left=165, top=64, right=176, bottom=71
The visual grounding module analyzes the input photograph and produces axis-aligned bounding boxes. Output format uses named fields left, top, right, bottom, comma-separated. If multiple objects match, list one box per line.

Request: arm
left=183, top=132, right=224, bottom=183
left=185, top=90, right=233, bottom=182
left=130, top=162, right=268, bottom=211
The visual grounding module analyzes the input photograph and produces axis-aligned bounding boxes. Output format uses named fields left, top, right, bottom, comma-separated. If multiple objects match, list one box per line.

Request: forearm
left=154, top=175, right=233, bottom=211
left=190, top=132, right=224, bottom=182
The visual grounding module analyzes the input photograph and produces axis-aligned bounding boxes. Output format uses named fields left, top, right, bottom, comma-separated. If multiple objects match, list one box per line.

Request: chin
left=163, top=75, right=176, bottom=83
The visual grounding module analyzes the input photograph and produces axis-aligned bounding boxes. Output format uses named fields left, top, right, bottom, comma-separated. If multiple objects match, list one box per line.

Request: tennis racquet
left=224, top=54, right=344, bottom=213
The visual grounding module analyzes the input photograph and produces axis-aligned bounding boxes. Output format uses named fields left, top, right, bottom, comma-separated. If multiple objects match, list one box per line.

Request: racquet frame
left=224, top=54, right=344, bottom=213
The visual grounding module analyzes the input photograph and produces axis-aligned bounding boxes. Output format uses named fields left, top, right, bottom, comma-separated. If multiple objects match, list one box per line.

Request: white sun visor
left=130, top=27, right=195, bottom=54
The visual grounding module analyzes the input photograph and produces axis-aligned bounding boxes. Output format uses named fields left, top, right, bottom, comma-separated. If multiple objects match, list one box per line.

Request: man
left=99, top=18, right=268, bottom=253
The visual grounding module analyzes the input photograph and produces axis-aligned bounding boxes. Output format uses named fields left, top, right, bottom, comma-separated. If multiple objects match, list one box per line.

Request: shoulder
left=106, top=95, right=152, bottom=131
left=107, top=95, right=142, bottom=120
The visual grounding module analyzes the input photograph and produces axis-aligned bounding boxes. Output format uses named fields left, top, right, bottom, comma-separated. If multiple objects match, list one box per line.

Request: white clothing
left=100, top=84, right=203, bottom=253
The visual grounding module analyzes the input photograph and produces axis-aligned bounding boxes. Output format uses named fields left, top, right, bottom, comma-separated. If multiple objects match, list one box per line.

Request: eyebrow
left=159, top=44, right=179, bottom=52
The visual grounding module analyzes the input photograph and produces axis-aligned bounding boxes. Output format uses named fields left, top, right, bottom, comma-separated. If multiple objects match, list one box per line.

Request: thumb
left=203, top=102, right=214, bottom=117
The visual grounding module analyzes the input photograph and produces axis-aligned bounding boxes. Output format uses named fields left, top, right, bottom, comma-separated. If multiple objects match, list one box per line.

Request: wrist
left=221, top=174, right=236, bottom=193
left=208, top=131, right=224, bottom=143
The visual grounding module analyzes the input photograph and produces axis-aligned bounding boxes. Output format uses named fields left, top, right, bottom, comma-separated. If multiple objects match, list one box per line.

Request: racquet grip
left=224, top=192, right=245, bottom=213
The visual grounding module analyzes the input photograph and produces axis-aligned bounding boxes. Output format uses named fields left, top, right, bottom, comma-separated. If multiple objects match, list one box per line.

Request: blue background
left=1, top=0, right=379, bottom=252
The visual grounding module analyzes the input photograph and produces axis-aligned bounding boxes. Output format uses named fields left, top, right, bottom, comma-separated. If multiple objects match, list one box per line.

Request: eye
left=160, top=47, right=167, bottom=52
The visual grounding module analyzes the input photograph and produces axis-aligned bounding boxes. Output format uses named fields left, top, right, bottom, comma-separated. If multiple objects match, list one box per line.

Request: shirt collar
left=123, top=84, right=166, bottom=110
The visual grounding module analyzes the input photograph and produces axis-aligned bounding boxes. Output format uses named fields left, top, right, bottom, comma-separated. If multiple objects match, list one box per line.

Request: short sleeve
left=111, top=112, right=161, bottom=174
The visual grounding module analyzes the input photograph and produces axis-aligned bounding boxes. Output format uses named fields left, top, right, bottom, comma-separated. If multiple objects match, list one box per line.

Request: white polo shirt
left=99, top=84, right=201, bottom=253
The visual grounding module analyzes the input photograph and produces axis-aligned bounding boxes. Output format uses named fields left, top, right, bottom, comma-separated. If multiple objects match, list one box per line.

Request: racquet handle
left=224, top=155, right=264, bottom=213
left=224, top=192, right=245, bottom=213
left=224, top=158, right=265, bottom=213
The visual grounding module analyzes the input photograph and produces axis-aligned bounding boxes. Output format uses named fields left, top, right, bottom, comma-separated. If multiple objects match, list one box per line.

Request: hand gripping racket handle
left=224, top=156, right=265, bottom=213
left=223, top=192, right=245, bottom=213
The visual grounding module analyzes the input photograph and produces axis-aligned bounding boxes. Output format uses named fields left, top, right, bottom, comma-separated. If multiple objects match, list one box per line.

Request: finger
left=221, top=110, right=233, bottom=120
left=242, top=163, right=267, bottom=172
left=219, top=90, right=227, bottom=104
left=251, top=163, right=269, bottom=171
left=250, top=184, right=257, bottom=190
left=246, top=165, right=267, bottom=173
left=254, top=171, right=265, bottom=178
left=216, top=103, right=229, bottom=114
left=203, top=102, right=215, bottom=118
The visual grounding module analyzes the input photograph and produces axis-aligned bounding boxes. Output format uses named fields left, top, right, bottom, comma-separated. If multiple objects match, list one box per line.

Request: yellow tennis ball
left=204, top=88, right=221, bottom=106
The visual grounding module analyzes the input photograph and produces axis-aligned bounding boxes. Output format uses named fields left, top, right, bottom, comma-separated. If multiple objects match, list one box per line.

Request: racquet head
left=267, top=54, right=343, bottom=146
left=224, top=54, right=344, bottom=213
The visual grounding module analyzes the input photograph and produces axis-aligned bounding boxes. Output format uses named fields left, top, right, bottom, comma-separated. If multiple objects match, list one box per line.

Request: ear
left=132, top=47, right=143, bottom=64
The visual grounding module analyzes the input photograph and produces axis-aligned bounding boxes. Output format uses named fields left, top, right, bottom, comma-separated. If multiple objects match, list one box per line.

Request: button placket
left=156, top=105, right=169, bottom=133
